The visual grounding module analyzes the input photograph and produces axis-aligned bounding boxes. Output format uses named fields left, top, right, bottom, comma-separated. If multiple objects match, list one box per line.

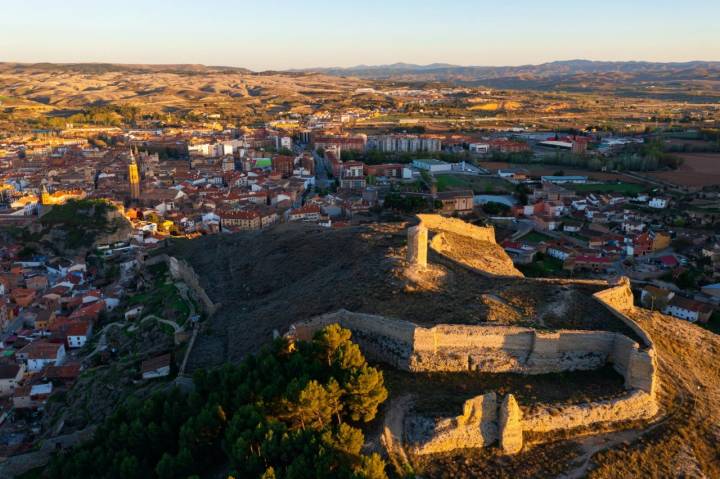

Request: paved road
left=141, top=315, right=182, bottom=333
left=312, top=150, right=332, bottom=189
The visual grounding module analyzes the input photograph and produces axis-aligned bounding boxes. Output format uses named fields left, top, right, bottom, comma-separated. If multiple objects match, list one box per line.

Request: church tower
left=128, top=148, right=140, bottom=201
left=40, top=184, right=51, bottom=205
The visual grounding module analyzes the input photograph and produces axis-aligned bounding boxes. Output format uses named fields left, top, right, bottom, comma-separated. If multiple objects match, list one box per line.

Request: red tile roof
left=20, top=341, right=63, bottom=360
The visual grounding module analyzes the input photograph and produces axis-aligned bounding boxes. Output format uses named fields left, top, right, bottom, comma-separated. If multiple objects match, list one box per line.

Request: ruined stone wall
left=411, top=326, right=620, bottom=374
left=293, top=310, right=654, bottom=387
left=167, top=256, right=219, bottom=316
left=293, top=310, right=415, bottom=369
left=593, top=277, right=635, bottom=313
left=410, top=387, right=657, bottom=455
left=407, top=279, right=658, bottom=454
left=593, top=277, right=657, bottom=396
left=296, top=313, right=623, bottom=375
left=416, top=214, right=497, bottom=243
left=408, top=392, right=498, bottom=455
left=411, top=214, right=523, bottom=278
left=294, top=287, right=659, bottom=456
left=406, top=225, right=428, bottom=267
left=523, top=390, right=657, bottom=433
left=593, top=277, right=653, bottom=348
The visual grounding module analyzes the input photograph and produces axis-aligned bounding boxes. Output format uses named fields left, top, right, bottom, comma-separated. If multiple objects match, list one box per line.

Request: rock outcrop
left=93, top=208, right=133, bottom=246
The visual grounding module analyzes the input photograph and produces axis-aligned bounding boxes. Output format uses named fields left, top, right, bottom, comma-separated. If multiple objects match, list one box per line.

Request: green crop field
left=435, top=174, right=514, bottom=194
left=520, top=231, right=554, bottom=244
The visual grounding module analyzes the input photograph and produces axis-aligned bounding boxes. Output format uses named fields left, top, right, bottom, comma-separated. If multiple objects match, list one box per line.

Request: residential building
left=564, top=255, right=614, bottom=273
left=488, top=139, right=530, bottom=153
left=365, top=163, right=404, bottom=179
left=663, top=296, right=714, bottom=323
left=272, top=155, right=295, bottom=178
left=142, top=354, right=172, bottom=380
left=13, top=383, right=53, bottom=410
left=312, top=134, right=366, bottom=153
left=701, top=283, right=720, bottom=298
left=21, top=341, right=66, bottom=372
left=633, top=232, right=653, bottom=257
left=0, top=363, right=25, bottom=397
left=288, top=205, right=322, bottom=222
left=340, top=161, right=367, bottom=190
left=367, top=134, right=441, bottom=153
left=220, top=210, right=261, bottom=230
left=66, top=321, right=93, bottom=348
left=648, top=197, right=669, bottom=209
left=640, top=286, right=675, bottom=310
left=469, top=143, right=490, bottom=154
left=436, top=190, right=474, bottom=215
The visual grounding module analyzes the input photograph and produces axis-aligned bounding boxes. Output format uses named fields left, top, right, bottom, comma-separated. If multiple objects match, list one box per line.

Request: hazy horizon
left=3, top=58, right=720, bottom=73
left=2, top=0, right=719, bottom=70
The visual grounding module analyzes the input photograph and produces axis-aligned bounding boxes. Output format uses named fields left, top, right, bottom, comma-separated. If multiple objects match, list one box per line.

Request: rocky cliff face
left=34, top=199, right=132, bottom=255
left=93, top=208, right=133, bottom=247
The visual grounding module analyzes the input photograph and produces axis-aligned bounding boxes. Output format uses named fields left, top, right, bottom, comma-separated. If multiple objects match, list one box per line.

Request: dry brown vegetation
left=170, top=222, right=638, bottom=370
left=0, top=63, right=371, bottom=121
left=584, top=309, right=720, bottom=478
left=646, top=152, right=720, bottom=187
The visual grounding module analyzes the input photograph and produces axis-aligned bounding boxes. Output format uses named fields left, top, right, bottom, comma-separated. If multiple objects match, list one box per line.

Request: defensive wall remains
left=143, top=253, right=219, bottom=317
left=407, top=214, right=523, bottom=278
left=416, top=214, right=496, bottom=243
left=291, top=278, right=658, bottom=455
left=167, top=256, right=219, bottom=316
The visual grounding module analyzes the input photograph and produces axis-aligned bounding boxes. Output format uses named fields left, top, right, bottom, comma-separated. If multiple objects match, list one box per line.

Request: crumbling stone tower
left=407, top=224, right=428, bottom=267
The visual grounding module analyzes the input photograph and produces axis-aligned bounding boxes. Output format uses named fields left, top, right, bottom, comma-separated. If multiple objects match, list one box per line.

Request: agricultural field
left=646, top=152, right=720, bottom=187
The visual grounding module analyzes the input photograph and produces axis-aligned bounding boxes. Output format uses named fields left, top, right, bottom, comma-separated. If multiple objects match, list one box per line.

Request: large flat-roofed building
left=412, top=159, right=452, bottom=173
left=540, top=175, right=588, bottom=184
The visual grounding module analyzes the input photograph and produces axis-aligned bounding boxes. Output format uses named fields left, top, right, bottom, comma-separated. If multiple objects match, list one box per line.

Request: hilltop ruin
left=289, top=216, right=658, bottom=460
left=170, top=215, right=719, bottom=478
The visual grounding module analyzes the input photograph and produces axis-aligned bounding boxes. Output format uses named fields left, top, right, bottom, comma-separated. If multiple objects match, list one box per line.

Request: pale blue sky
left=1, top=0, right=719, bottom=70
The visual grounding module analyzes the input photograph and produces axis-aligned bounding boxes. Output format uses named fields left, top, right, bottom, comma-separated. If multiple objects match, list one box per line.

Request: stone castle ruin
left=290, top=215, right=659, bottom=457
left=407, top=214, right=524, bottom=277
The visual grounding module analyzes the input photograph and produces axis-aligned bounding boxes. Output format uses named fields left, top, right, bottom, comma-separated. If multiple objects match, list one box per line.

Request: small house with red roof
left=19, top=341, right=66, bottom=372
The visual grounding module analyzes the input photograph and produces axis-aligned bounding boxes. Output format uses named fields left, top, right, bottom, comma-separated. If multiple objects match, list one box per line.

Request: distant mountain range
left=3, top=60, right=720, bottom=101
left=296, top=60, right=720, bottom=90
left=0, top=62, right=254, bottom=76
